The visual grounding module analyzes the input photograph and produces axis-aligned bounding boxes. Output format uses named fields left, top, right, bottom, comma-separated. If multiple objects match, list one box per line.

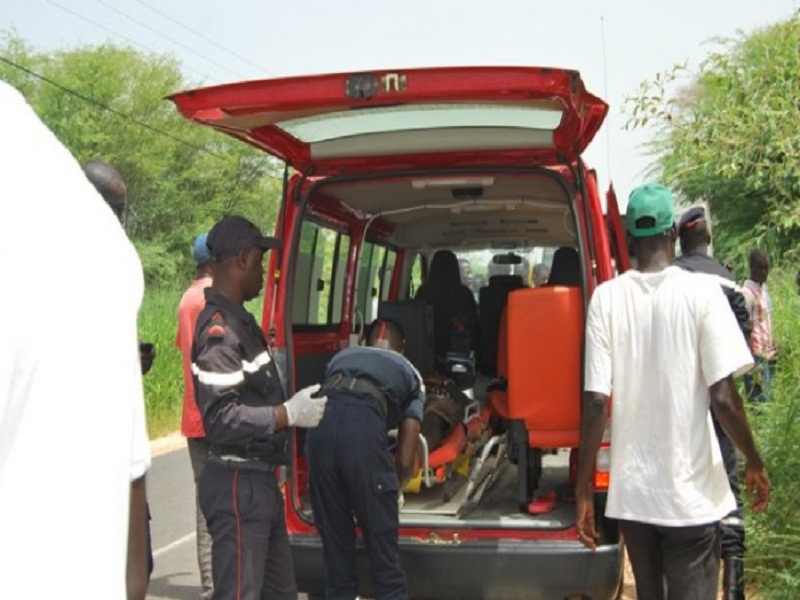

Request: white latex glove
left=284, top=383, right=327, bottom=428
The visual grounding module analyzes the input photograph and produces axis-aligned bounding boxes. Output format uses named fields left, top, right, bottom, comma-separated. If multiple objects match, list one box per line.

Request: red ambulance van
left=172, top=66, right=629, bottom=599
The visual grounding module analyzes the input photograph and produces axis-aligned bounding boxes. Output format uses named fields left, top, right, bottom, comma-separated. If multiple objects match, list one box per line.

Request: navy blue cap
left=678, top=206, right=706, bottom=233
left=207, top=215, right=279, bottom=261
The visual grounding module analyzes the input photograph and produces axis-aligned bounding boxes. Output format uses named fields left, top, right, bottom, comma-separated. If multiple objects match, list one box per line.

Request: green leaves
left=624, top=15, right=800, bottom=265
left=0, top=32, right=282, bottom=285
left=744, top=271, right=800, bottom=595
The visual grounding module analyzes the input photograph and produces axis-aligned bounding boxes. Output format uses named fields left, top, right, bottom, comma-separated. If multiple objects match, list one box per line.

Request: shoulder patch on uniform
left=208, top=311, right=227, bottom=340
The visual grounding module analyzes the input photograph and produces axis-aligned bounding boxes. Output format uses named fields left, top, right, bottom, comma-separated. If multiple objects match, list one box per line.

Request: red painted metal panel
left=606, top=183, right=630, bottom=273
left=170, top=66, right=608, bottom=173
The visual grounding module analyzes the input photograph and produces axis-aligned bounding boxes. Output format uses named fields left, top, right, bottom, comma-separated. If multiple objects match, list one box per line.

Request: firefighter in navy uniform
left=192, top=215, right=327, bottom=600
left=306, top=318, right=424, bottom=600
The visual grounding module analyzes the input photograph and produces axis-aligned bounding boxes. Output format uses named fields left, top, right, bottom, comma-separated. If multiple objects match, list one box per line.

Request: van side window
left=409, top=253, right=425, bottom=298
left=293, top=221, right=350, bottom=327
left=355, top=242, right=396, bottom=324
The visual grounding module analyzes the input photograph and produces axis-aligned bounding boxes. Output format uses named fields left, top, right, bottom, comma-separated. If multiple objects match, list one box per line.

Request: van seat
left=547, top=247, right=581, bottom=287
left=506, top=286, right=583, bottom=448
left=478, top=275, right=525, bottom=376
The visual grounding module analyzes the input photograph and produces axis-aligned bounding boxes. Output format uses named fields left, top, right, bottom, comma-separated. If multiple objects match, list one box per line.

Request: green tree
left=0, top=31, right=282, bottom=285
left=625, top=14, right=800, bottom=264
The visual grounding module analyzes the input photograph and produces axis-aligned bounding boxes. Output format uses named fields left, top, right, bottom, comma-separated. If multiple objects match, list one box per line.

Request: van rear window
left=276, top=103, right=563, bottom=159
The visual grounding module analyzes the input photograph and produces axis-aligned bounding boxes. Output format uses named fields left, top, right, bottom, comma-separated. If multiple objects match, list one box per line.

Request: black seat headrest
left=427, top=250, right=462, bottom=291
left=547, top=247, right=581, bottom=286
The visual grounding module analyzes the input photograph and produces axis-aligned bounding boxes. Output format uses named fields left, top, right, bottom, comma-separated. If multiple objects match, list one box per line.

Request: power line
left=131, top=0, right=274, bottom=76
left=0, top=55, right=226, bottom=159
left=44, top=0, right=213, bottom=83
left=94, top=0, right=248, bottom=80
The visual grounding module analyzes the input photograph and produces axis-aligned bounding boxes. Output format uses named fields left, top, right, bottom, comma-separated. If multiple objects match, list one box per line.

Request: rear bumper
left=291, top=535, right=623, bottom=600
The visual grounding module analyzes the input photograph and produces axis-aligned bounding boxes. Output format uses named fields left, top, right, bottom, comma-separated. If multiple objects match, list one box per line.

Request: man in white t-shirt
left=0, top=81, right=151, bottom=598
left=575, top=183, right=770, bottom=599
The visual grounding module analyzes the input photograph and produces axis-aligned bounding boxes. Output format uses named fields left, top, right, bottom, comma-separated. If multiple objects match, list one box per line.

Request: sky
left=4, top=0, right=798, bottom=207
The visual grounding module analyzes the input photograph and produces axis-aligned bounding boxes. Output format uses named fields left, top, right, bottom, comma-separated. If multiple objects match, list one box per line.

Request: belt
left=210, top=440, right=287, bottom=463
left=322, top=373, right=388, bottom=416
left=208, top=454, right=277, bottom=473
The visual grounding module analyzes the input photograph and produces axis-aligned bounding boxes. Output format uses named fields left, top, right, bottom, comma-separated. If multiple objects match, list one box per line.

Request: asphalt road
left=146, top=447, right=203, bottom=600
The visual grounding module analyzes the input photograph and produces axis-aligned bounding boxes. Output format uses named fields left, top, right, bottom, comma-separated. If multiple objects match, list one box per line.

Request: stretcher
left=404, top=399, right=507, bottom=507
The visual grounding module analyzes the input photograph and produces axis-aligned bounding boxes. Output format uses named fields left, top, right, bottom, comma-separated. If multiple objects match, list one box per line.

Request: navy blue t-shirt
left=324, top=346, right=425, bottom=427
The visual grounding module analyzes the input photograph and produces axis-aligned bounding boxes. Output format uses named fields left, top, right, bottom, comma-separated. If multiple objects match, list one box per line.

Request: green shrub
left=746, top=269, right=800, bottom=597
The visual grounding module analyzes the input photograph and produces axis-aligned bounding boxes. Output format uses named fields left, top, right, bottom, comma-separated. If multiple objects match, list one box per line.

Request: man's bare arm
left=710, top=375, right=770, bottom=511
left=127, top=476, right=149, bottom=600
left=574, top=391, right=609, bottom=550
left=575, top=392, right=609, bottom=496
left=710, top=376, right=762, bottom=467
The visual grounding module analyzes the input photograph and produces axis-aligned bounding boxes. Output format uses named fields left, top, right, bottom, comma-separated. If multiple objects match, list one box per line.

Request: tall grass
left=138, top=286, right=184, bottom=438
left=745, top=269, right=800, bottom=597
left=138, top=283, right=265, bottom=438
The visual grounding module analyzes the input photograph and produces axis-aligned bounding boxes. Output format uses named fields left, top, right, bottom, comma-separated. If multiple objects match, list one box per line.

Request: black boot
left=723, top=557, right=745, bottom=600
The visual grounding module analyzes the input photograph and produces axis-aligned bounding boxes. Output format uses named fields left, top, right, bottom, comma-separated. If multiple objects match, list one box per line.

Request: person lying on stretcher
left=421, top=374, right=473, bottom=452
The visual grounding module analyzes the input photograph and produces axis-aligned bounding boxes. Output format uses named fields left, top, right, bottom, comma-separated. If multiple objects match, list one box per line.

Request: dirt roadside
left=149, top=431, right=186, bottom=458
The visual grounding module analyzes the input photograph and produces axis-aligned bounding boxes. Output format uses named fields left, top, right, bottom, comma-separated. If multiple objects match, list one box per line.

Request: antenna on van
left=600, top=15, right=612, bottom=179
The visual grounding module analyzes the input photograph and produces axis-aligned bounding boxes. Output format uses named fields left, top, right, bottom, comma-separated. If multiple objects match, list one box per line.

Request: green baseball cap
left=626, top=183, right=675, bottom=238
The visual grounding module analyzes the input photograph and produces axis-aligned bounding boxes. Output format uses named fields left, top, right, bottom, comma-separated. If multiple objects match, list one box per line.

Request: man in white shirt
left=575, top=183, right=770, bottom=599
left=82, top=157, right=155, bottom=595
left=0, top=81, right=151, bottom=599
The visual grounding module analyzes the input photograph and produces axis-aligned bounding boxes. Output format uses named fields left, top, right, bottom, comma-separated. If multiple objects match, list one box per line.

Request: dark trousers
left=712, top=417, right=746, bottom=559
left=306, top=398, right=407, bottom=600
left=620, top=520, right=721, bottom=600
left=198, top=458, right=296, bottom=600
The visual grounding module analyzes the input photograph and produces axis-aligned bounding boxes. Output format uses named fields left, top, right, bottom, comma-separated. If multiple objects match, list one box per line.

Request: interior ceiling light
left=411, top=177, right=495, bottom=190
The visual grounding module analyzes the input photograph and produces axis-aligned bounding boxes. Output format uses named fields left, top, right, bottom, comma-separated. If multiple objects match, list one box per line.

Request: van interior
left=287, top=167, right=604, bottom=537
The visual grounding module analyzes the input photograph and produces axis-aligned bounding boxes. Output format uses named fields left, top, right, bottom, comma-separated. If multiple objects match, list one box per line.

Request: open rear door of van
left=169, top=66, right=607, bottom=175
left=606, top=183, right=630, bottom=273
